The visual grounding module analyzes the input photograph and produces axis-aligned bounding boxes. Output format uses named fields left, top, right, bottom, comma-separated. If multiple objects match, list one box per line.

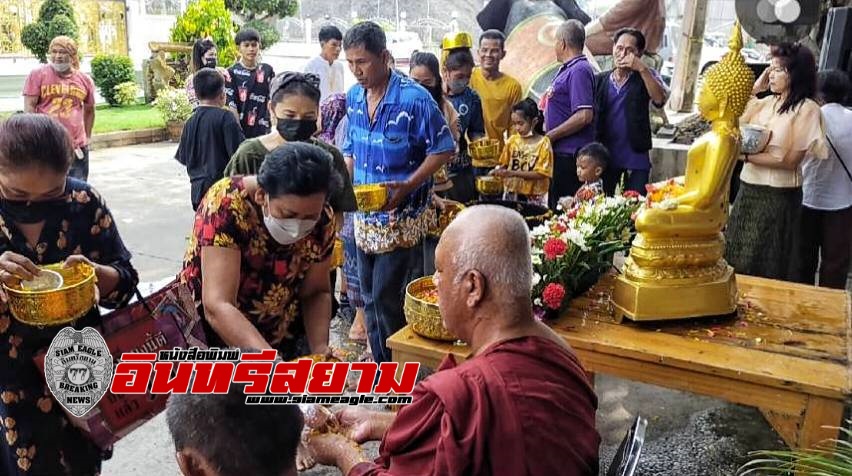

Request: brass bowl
left=354, top=184, right=388, bottom=212
left=331, top=238, right=344, bottom=268
left=428, top=200, right=465, bottom=238
left=289, top=354, right=342, bottom=363
left=476, top=176, right=504, bottom=196
left=404, top=276, right=457, bottom=341
left=469, top=138, right=501, bottom=167
left=4, top=263, right=97, bottom=326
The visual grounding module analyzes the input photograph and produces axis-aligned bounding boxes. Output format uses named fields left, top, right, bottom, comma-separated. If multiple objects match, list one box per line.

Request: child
left=559, top=142, right=608, bottom=210
left=226, top=28, right=276, bottom=138
left=176, top=69, right=245, bottom=211
left=442, top=34, right=486, bottom=203
left=167, top=381, right=303, bottom=476
left=491, top=98, right=553, bottom=206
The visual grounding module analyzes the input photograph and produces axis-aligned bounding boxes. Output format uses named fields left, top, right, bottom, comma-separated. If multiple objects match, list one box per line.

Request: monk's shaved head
left=442, top=205, right=532, bottom=300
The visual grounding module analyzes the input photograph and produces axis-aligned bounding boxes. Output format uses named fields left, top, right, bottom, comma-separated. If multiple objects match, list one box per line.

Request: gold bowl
left=476, top=176, right=504, bottom=196
left=442, top=32, right=474, bottom=51
left=354, top=184, right=388, bottom=212
left=4, top=263, right=97, bottom=326
left=404, top=276, right=457, bottom=341
left=331, top=238, right=345, bottom=268
left=469, top=138, right=501, bottom=168
left=428, top=200, right=465, bottom=238
left=289, top=353, right=342, bottom=363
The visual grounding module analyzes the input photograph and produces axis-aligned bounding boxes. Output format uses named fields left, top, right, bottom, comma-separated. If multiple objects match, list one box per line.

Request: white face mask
left=51, top=62, right=71, bottom=73
left=263, top=201, right=317, bottom=245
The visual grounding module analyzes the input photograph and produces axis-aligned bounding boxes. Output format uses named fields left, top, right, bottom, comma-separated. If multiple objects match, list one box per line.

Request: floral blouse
left=0, top=179, right=138, bottom=475
left=179, top=177, right=335, bottom=349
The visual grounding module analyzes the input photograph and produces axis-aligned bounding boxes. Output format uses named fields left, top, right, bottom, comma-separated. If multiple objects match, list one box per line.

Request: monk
left=306, top=205, right=601, bottom=475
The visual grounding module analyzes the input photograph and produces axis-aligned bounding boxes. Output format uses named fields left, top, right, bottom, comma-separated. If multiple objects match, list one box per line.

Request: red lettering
left=306, top=362, right=348, bottom=394
left=373, top=363, right=420, bottom=394
left=189, top=362, right=235, bottom=394
left=233, top=361, right=274, bottom=394
left=110, top=353, right=157, bottom=394
left=350, top=362, right=379, bottom=394
left=269, top=359, right=312, bottom=394
left=149, top=361, right=194, bottom=394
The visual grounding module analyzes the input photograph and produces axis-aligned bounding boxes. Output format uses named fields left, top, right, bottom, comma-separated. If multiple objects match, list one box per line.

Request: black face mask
left=203, top=58, right=217, bottom=69
left=0, top=197, right=64, bottom=224
left=276, top=117, right=318, bottom=142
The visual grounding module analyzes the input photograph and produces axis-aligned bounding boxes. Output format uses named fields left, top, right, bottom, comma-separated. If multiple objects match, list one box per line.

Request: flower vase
left=166, top=120, right=184, bottom=142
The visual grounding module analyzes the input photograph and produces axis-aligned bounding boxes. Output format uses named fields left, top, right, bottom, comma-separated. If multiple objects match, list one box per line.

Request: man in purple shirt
left=544, top=20, right=596, bottom=210
left=594, top=28, right=669, bottom=194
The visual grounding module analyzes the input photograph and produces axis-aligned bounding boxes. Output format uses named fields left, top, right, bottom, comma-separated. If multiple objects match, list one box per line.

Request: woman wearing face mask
left=181, top=142, right=342, bottom=358
left=185, top=38, right=231, bottom=109
left=0, top=114, right=139, bottom=475
left=409, top=52, right=460, bottom=195
left=224, top=72, right=356, bottom=215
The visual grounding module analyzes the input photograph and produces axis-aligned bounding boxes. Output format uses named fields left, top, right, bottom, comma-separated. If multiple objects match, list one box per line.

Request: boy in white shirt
left=304, top=25, right=345, bottom=103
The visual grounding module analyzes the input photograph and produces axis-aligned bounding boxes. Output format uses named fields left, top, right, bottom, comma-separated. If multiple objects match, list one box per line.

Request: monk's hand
left=382, top=180, right=413, bottom=211
left=335, top=406, right=380, bottom=443
left=306, top=432, right=365, bottom=468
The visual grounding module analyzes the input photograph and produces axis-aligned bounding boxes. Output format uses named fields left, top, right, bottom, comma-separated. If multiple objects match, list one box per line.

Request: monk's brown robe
left=350, top=336, right=600, bottom=476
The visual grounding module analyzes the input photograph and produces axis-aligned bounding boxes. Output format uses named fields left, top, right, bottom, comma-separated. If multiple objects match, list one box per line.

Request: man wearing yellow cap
left=23, top=36, right=96, bottom=181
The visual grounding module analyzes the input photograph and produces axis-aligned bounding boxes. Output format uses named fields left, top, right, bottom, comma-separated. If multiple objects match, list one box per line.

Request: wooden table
left=388, top=274, right=851, bottom=449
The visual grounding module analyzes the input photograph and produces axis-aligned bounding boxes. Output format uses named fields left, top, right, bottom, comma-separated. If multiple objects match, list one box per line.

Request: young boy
left=176, top=68, right=244, bottom=211
left=166, top=382, right=303, bottom=476
left=226, top=28, right=276, bottom=138
left=560, top=142, right=608, bottom=210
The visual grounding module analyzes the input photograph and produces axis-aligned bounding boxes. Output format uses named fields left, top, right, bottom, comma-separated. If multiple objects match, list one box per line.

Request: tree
left=21, top=0, right=79, bottom=63
left=226, top=0, right=298, bottom=22
left=170, top=0, right=239, bottom=66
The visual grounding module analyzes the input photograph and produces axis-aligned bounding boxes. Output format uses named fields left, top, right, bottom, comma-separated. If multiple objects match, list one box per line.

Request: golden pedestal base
left=613, top=265, right=738, bottom=322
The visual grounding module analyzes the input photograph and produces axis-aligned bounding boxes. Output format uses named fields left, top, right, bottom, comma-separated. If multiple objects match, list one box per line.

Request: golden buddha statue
left=613, top=23, right=755, bottom=321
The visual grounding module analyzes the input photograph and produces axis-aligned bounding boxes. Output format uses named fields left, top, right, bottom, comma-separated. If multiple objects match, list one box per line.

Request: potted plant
left=153, top=87, right=192, bottom=141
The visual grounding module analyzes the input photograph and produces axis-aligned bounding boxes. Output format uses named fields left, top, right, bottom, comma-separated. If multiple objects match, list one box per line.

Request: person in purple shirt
left=595, top=28, right=669, bottom=195
left=544, top=20, right=596, bottom=210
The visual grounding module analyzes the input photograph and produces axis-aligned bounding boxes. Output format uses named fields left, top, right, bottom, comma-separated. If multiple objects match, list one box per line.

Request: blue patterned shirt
left=343, top=70, right=455, bottom=253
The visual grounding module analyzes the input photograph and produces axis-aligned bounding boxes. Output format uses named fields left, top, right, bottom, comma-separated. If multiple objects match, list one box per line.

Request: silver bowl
left=741, top=124, right=771, bottom=155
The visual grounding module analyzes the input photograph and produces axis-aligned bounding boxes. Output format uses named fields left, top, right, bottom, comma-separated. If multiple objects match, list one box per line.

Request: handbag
left=34, top=278, right=207, bottom=450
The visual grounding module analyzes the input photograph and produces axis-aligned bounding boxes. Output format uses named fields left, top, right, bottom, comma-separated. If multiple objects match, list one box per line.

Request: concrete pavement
left=88, top=142, right=783, bottom=475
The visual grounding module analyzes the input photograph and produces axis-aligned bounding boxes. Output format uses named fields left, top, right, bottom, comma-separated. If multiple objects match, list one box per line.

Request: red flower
left=567, top=208, right=578, bottom=219
left=543, top=238, right=568, bottom=260
left=623, top=190, right=640, bottom=199
left=542, top=283, right=566, bottom=310
left=554, top=223, right=567, bottom=233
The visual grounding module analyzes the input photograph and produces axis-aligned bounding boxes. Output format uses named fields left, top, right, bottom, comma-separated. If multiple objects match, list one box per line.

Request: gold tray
left=354, top=184, right=387, bottom=212
left=4, top=263, right=97, bottom=326
left=428, top=200, right=465, bottom=238
left=476, top=176, right=504, bottom=195
left=404, top=276, right=456, bottom=341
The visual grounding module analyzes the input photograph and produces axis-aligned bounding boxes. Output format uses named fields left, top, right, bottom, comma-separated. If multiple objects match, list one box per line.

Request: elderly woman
left=725, top=43, right=827, bottom=281
left=180, top=142, right=341, bottom=358
left=0, top=114, right=138, bottom=475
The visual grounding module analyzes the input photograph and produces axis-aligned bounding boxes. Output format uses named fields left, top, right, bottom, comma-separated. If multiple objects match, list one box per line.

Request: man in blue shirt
left=343, top=22, right=455, bottom=363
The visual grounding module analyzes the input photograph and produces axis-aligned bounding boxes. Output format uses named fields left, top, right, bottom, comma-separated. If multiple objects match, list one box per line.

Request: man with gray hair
left=544, top=19, right=597, bottom=210
left=305, top=205, right=600, bottom=475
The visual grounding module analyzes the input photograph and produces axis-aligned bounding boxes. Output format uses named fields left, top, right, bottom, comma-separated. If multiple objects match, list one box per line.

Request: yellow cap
left=441, top=32, right=473, bottom=51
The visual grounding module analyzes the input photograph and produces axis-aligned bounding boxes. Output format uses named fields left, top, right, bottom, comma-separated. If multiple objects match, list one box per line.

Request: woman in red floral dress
left=180, top=142, right=341, bottom=359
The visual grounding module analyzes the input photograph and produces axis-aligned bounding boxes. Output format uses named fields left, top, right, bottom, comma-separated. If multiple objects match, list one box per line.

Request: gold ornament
left=613, top=23, right=754, bottom=322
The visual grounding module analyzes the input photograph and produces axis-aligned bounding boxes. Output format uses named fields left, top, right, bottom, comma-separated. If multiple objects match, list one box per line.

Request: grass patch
left=93, top=103, right=164, bottom=134
left=0, top=102, right=165, bottom=134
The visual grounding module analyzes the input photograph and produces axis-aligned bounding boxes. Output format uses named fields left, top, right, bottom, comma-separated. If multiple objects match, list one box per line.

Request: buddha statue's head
left=698, top=22, right=755, bottom=123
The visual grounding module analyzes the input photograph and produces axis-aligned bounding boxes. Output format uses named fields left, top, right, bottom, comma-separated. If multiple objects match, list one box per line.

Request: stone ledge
left=89, top=127, right=166, bottom=151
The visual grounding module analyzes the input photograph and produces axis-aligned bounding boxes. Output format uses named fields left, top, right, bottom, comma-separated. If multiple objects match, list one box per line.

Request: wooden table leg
left=798, top=396, right=844, bottom=449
